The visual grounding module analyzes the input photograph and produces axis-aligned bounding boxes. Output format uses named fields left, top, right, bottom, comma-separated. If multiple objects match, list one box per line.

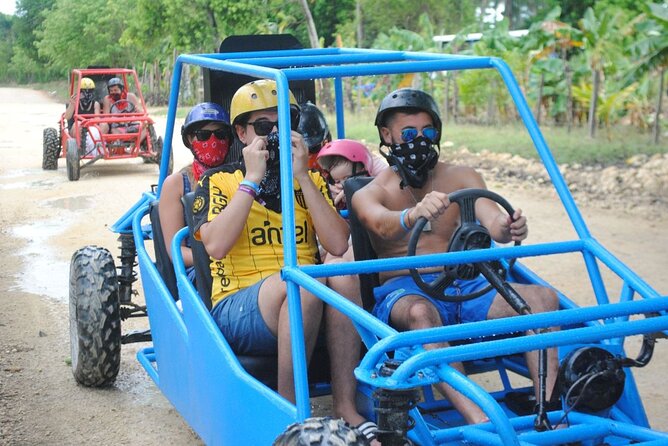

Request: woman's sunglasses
left=400, top=127, right=439, bottom=143
left=248, top=114, right=300, bottom=136
left=194, top=127, right=232, bottom=141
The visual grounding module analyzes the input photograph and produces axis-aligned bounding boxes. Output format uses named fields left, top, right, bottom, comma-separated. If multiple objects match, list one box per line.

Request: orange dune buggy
left=42, top=68, right=171, bottom=181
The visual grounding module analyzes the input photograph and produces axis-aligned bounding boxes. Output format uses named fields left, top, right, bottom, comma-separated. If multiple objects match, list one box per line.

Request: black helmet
left=297, top=101, right=331, bottom=154
left=375, top=88, right=441, bottom=145
left=107, top=77, right=124, bottom=92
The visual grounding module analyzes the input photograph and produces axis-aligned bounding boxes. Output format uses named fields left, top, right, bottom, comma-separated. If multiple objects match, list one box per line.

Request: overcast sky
left=0, top=0, right=16, bottom=16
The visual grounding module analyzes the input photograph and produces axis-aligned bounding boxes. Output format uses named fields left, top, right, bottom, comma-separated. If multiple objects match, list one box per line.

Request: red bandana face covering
left=191, top=136, right=229, bottom=182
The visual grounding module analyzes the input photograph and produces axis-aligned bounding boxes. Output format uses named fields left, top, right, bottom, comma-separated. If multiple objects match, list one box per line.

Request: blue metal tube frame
left=137, top=47, right=668, bottom=442
left=379, top=314, right=668, bottom=387
left=358, top=296, right=668, bottom=380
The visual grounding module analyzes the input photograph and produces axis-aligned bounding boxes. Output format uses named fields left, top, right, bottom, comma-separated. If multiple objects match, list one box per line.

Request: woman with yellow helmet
left=64, top=77, right=102, bottom=156
left=191, top=79, right=375, bottom=439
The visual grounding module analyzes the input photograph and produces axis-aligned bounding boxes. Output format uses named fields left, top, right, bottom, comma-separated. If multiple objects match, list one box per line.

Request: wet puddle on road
left=10, top=217, right=74, bottom=302
left=0, top=169, right=64, bottom=189
left=43, top=195, right=96, bottom=211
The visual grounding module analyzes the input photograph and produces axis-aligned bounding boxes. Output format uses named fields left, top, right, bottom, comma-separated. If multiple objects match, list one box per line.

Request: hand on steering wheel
left=407, top=188, right=520, bottom=303
left=110, top=99, right=135, bottom=114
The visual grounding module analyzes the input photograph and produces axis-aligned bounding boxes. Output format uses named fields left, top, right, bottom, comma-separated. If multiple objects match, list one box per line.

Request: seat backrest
left=149, top=200, right=179, bottom=301
left=342, top=176, right=379, bottom=312
left=181, top=192, right=213, bottom=310
left=203, top=34, right=317, bottom=164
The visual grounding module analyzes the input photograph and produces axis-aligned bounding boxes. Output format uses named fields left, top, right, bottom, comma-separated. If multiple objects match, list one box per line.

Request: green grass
left=332, top=109, right=667, bottom=166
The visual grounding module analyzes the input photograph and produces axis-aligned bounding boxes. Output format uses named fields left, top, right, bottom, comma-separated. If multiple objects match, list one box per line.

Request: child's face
left=327, top=160, right=355, bottom=185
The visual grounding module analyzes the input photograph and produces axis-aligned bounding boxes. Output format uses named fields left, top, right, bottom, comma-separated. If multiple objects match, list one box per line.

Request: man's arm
left=128, top=93, right=143, bottom=113
left=352, top=181, right=411, bottom=241
left=64, top=94, right=76, bottom=120
left=102, top=97, right=111, bottom=114
left=465, top=168, right=528, bottom=243
left=198, top=137, right=267, bottom=260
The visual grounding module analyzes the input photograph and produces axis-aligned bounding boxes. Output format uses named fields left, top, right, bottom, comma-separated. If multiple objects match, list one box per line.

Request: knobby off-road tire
left=69, top=246, right=121, bottom=387
left=144, top=125, right=172, bottom=173
left=273, top=417, right=369, bottom=446
left=65, top=138, right=80, bottom=181
left=42, top=127, right=60, bottom=170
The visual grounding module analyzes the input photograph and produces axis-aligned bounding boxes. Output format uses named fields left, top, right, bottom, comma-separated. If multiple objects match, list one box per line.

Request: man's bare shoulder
left=435, top=161, right=482, bottom=185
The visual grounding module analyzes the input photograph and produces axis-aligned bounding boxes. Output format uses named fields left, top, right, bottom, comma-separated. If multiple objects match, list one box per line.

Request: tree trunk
left=588, top=68, right=600, bottom=138
left=453, top=72, right=459, bottom=124
left=506, top=0, right=514, bottom=29
left=355, top=0, right=363, bottom=113
left=535, top=71, right=544, bottom=125
left=298, top=0, right=319, bottom=48
left=566, top=63, right=573, bottom=133
left=444, top=74, right=451, bottom=123
left=486, top=78, right=496, bottom=125
left=653, top=66, right=665, bottom=145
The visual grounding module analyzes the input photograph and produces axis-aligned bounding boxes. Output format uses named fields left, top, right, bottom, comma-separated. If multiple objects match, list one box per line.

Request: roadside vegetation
left=1, top=0, right=666, bottom=165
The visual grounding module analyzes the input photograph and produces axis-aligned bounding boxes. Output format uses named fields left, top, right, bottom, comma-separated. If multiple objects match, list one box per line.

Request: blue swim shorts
left=373, top=273, right=497, bottom=327
left=211, top=278, right=277, bottom=355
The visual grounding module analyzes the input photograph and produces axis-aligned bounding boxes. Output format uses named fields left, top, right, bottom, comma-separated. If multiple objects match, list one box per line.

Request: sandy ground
left=0, top=87, right=666, bottom=445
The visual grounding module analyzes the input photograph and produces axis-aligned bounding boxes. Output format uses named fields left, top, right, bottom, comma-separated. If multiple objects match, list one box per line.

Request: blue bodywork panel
left=109, top=47, right=668, bottom=445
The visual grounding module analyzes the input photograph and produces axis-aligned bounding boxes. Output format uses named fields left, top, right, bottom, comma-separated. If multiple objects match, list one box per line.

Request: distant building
left=433, top=29, right=529, bottom=45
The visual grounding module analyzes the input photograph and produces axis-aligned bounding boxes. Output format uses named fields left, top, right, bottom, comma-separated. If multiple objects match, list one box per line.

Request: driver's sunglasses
left=193, top=128, right=232, bottom=141
left=401, top=127, right=439, bottom=143
left=248, top=114, right=300, bottom=136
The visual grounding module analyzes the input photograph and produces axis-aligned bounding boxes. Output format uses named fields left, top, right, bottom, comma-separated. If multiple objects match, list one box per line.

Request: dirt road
left=0, top=87, right=666, bottom=445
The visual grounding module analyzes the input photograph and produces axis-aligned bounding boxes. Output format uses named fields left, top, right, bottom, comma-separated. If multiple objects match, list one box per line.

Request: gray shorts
left=211, top=278, right=277, bottom=355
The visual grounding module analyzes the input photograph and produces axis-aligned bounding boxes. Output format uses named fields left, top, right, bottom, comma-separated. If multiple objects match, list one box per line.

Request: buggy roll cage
left=116, top=46, right=668, bottom=445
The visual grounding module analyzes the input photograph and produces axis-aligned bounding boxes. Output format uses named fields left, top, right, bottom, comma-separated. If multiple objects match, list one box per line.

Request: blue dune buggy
left=68, top=35, right=668, bottom=445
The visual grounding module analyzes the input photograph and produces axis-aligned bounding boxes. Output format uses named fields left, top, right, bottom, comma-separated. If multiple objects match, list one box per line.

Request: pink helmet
left=316, top=139, right=371, bottom=173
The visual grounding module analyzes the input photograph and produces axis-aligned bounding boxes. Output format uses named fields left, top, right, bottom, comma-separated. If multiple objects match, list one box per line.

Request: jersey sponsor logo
left=213, top=260, right=230, bottom=287
left=250, top=219, right=309, bottom=246
left=192, top=195, right=205, bottom=214
left=210, top=185, right=229, bottom=215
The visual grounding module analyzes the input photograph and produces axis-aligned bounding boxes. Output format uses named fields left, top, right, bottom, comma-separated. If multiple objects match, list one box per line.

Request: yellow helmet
left=80, top=77, right=95, bottom=90
left=230, top=79, right=299, bottom=126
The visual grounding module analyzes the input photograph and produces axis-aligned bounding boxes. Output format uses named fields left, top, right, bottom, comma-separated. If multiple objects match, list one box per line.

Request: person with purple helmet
left=158, top=102, right=234, bottom=283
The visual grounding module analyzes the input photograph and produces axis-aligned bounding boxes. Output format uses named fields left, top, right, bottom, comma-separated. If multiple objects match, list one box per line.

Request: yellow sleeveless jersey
left=191, top=163, right=334, bottom=308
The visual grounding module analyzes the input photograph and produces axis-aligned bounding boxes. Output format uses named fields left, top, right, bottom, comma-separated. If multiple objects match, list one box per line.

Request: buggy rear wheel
left=66, top=138, right=80, bottom=181
left=273, top=417, right=368, bottom=446
left=69, top=246, right=121, bottom=387
left=42, top=127, right=60, bottom=170
left=145, top=124, right=173, bottom=174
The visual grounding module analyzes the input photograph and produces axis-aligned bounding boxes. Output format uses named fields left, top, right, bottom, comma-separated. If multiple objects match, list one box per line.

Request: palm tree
left=579, top=7, right=624, bottom=138
left=628, top=3, right=668, bottom=144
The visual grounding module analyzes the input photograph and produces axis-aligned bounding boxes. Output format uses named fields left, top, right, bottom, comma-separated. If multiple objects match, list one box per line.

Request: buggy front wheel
left=65, top=138, right=80, bottom=181
left=69, top=246, right=121, bottom=387
left=42, top=127, right=60, bottom=170
left=273, top=417, right=368, bottom=445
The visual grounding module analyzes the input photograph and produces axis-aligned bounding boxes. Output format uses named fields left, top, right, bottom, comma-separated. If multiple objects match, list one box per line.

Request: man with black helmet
left=297, top=101, right=332, bottom=168
left=102, top=77, right=145, bottom=140
left=352, top=88, right=560, bottom=426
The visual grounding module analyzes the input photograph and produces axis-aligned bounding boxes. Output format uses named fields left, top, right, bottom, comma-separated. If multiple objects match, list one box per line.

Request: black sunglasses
left=194, top=128, right=232, bottom=141
left=248, top=114, right=300, bottom=136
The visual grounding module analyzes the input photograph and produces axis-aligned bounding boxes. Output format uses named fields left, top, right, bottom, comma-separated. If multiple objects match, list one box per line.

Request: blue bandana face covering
left=381, top=136, right=439, bottom=189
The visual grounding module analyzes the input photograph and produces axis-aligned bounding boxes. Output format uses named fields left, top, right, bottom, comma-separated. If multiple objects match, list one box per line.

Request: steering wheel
left=407, top=188, right=520, bottom=303
left=110, top=99, right=136, bottom=114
